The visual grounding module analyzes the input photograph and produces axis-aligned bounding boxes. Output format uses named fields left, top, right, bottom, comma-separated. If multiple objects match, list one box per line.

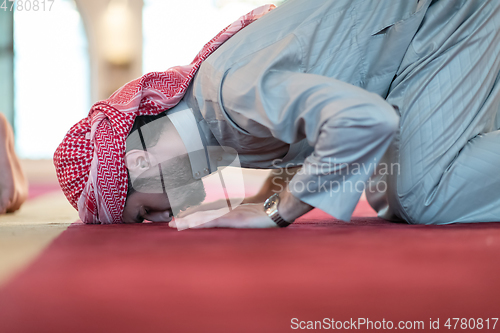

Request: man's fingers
left=145, top=210, right=172, bottom=222
left=177, top=199, right=230, bottom=217
left=177, top=206, right=207, bottom=218
left=189, top=218, right=223, bottom=229
left=169, top=204, right=276, bottom=230
left=169, top=217, right=223, bottom=229
left=170, top=208, right=230, bottom=229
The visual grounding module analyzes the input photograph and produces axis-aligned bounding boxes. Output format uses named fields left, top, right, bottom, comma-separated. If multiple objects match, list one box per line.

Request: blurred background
left=0, top=0, right=285, bottom=160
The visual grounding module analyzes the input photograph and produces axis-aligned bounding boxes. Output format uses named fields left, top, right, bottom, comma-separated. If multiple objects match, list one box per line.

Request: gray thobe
left=185, top=0, right=500, bottom=224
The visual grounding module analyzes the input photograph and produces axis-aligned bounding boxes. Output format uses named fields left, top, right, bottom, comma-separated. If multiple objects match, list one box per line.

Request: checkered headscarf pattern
left=54, top=5, right=275, bottom=224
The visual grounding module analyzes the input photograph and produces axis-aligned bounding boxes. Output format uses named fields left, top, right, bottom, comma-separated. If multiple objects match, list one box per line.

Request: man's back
left=190, top=0, right=431, bottom=166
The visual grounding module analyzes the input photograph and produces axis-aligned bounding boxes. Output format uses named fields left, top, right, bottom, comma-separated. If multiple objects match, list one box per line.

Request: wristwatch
left=264, top=193, right=293, bottom=228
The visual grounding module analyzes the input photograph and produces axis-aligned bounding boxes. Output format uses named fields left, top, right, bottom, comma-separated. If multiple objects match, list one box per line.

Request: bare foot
left=0, top=113, right=28, bottom=214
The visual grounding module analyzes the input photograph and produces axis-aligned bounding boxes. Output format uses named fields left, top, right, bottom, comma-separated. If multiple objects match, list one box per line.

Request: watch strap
left=264, top=193, right=293, bottom=228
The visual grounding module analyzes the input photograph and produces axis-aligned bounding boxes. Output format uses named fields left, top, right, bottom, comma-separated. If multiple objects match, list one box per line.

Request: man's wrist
left=277, top=189, right=314, bottom=222
left=263, top=193, right=291, bottom=227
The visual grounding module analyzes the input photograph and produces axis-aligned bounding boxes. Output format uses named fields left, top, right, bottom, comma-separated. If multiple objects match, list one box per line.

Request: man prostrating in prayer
left=55, top=0, right=500, bottom=228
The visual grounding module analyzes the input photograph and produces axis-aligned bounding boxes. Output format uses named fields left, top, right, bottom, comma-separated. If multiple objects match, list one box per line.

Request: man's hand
left=176, top=198, right=242, bottom=218
left=169, top=203, right=278, bottom=229
left=176, top=195, right=266, bottom=218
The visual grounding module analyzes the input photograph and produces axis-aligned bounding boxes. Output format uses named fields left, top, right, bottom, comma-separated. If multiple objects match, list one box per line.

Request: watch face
left=264, top=194, right=279, bottom=212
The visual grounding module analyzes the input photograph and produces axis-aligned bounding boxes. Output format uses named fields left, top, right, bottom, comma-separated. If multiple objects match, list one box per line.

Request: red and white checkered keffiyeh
left=54, top=5, right=275, bottom=224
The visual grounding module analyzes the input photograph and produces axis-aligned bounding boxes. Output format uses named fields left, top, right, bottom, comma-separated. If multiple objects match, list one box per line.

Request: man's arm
left=176, top=166, right=301, bottom=219
left=243, top=166, right=301, bottom=204
left=245, top=167, right=314, bottom=223
left=222, top=70, right=399, bottom=222
left=174, top=72, right=399, bottom=228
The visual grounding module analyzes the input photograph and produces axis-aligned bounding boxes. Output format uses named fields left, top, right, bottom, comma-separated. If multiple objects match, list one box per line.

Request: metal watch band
left=263, top=193, right=293, bottom=228
left=272, top=214, right=292, bottom=228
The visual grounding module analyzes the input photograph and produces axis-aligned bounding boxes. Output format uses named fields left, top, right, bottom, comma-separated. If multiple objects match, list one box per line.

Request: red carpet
left=0, top=203, right=499, bottom=332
